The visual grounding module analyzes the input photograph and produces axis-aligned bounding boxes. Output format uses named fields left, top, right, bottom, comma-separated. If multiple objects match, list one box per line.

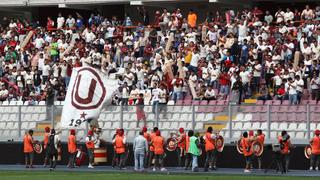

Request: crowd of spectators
left=0, top=5, right=320, bottom=106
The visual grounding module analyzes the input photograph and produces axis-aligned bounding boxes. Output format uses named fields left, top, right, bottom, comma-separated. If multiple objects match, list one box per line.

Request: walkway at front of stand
left=0, top=165, right=319, bottom=177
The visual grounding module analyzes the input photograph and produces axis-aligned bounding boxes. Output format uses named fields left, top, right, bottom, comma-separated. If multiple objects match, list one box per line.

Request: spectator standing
left=133, top=131, right=148, bottom=172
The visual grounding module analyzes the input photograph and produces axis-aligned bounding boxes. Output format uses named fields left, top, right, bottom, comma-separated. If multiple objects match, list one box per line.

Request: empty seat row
left=230, top=122, right=314, bottom=131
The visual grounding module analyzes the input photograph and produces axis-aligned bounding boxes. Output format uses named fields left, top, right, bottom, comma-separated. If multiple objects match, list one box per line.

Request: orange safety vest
left=68, top=135, right=77, bottom=153
left=241, top=137, right=253, bottom=157
left=153, top=136, right=164, bottom=155
left=144, top=132, right=150, bottom=142
left=23, top=134, right=33, bottom=153
left=186, top=135, right=190, bottom=153
left=256, top=134, right=265, bottom=145
left=86, top=136, right=95, bottom=150
left=205, top=132, right=215, bottom=152
left=149, top=132, right=156, bottom=151
left=178, top=133, right=186, bottom=149
left=44, top=132, right=49, bottom=149
left=311, top=136, right=320, bottom=155
left=278, top=136, right=290, bottom=155
left=115, top=135, right=125, bottom=154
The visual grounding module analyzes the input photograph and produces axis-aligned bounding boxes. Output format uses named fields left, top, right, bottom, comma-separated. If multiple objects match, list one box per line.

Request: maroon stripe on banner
left=94, top=153, right=106, bottom=158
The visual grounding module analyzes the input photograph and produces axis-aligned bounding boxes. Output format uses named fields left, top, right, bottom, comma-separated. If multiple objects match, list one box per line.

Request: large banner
left=61, top=66, right=118, bottom=128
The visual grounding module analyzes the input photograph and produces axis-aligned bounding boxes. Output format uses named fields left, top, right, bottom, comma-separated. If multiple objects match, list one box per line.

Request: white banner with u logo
left=61, top=66, right=118, bottom=128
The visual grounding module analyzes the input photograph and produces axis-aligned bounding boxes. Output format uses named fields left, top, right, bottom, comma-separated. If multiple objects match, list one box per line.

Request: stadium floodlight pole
left=120, top=104, right=123, bottom=129
left=267, top=104, right=271, bottom=139
left=18, top=105, right=21, bottom=138
left=307, top=104, right=310, bottom=139
left=228, top=103, right=232, bottom=138
left=192, top=105, right=195, bottom=131
left=155, top=103, right=159, bottom=128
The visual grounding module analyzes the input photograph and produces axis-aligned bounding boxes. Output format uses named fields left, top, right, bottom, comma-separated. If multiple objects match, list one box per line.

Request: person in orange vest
left=203, top=126, right=217, bottom=171
left=148, top=127, right=158, bottom=168
left=112, top=128, right=126, bottom=169
left=151, top=130, right=167, bottom=171
left=86, top=130, right=95, bottom=168
left=111, top=129, right=120, bottom=168
left=176, top=127, right=186, bottom=168
left=278, top=130, right=292, bottom=173
left=309, top=129, right=320, bottom=171
left=68, top=129, right=77, bottom=168
left=241, top=131, right=254, bottom=173
left=255, top=129, right=265, bottom=169
left=43, top=126, right=50, bottom=167
left=187, top=9, right=197, bottom=28
left=23, top=129, right=34, bottom=168
left=142, top=127, right=150, bottom=168
left=184, top=132, right=191, bottom=170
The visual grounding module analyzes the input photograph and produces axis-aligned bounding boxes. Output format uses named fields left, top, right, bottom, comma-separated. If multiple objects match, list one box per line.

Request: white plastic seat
left=172, top=114, right=180, bottom=121
left=112, top=122, right=120, bottom=129
left=60, top=101, right=65, bottom=106
left=179, top=122, right=187, bottom=129
left=8, top=114, right=17, bottom=121
left=288, top=123, right=298, bottom=131
left=0, top=122, right=6, bottom=129
left=103, top=122, right=112, bottom=129
left=2, top=101, right=9, bottom=105
left=6, top=122, right=13, bottom=129
left=21, top=122, right=28, bottom=129
left=123, top=122, right=129, bottom=129
left=167, top=100, right=175, bottom=106
left=39, top=114, right=46, bottom=121
left=113, top=114, right=121, bottom=121
left=54, top=101, right=61, bottom=105
left=270, top=131, right=278, bottom=138
left=77, top=130, right=84, bottom=138
left=235, top=113, right=244, bottom=121
left=233, top=122, right=243, bottom=130
left=260, top=122, right=267, bottom=130
left=180, top=113, right=192, bottom=121
left=129, top=122, right=136, bottom=129
left=195, top=122, right=203, bottom=130
left=296, top=132, right=305, bottom=139
left=252, top=122, right=261, bottom=130
left=279, top=122, right=288, bottom=130
left=31, top=114, right=39, bottom=121
left=186, top=122, right=193, bottom=129
left=1, top=114, right=9, bottom=121
left=9, top=101, right=17, bottom=105
left=270, top=122, right=279, bottom=130
left=243, top=114, right=253, bottom=121
left=17, top=101, right=23, bottom=105
left=242, top=122, right=252, bottom=130
left=232, top=131, right=241, bottom=138
left=171, top=122, right=179, bottom=129
left=181, top=106, right=191, bottom=112
left=28, top=122, right=36, bottom=129
left=161, top=122, right=170, bottom=129
left=10, top=130, right=18, bottom=138
left=105, top=114, right=113, bottom=121
left=298, top=123, right=307, bottom=130
left=205, top=114, right=213, bottom=121
left=196, top=113, right=205, bottom=121
left=38, top=101, right=46, bottom=105
left=311, top=123, right=316, bottom=130
left=161, top=130, right=169, bottom=138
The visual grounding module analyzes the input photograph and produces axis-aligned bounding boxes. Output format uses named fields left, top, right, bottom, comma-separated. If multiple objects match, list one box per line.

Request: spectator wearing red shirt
left=47, top=17, right=54, bottom=30
left=219, top=71, right=230, bottom=98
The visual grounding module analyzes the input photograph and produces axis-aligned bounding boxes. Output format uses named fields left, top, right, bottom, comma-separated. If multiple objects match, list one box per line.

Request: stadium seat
left=243, top=114, right=252, bottom=121
left=279, top=122, right=288, bottom=130
left=296, top=132, right=305, bottom=139
left=232, top=131, right=241, bottom=138
left=242, top=122, right=252, bottom=130
left=233, top=122, right=243, bottom=130
left=288, top=123, right=298, bottom=131
left=251, top=122, right=260, bottom=130
left=298, top=123, right=307, bottom=130
left=270, top=122, right=279, bottom=130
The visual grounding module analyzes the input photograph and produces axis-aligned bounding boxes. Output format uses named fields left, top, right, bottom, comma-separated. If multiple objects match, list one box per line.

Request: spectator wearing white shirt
left=287, top=77, right=297, bottom=105
left=310, top=73, right=320, bottom=100
left=57, top=13, right=65, bottom=29
left=252, top=60, right=262, bottom=94
left=295, top=75, right=304, bottom=104
left=204, top=86, right=216, bottom=101
left=66, top=15, right=76, bottom=28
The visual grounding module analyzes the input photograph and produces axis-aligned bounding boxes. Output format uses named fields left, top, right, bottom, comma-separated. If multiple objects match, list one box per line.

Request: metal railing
left=0, top=104, right=317, bottom=144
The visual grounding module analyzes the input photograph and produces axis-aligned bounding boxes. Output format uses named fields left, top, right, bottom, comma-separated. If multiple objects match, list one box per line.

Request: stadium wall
left=0, top=142, right=309, bottom=170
